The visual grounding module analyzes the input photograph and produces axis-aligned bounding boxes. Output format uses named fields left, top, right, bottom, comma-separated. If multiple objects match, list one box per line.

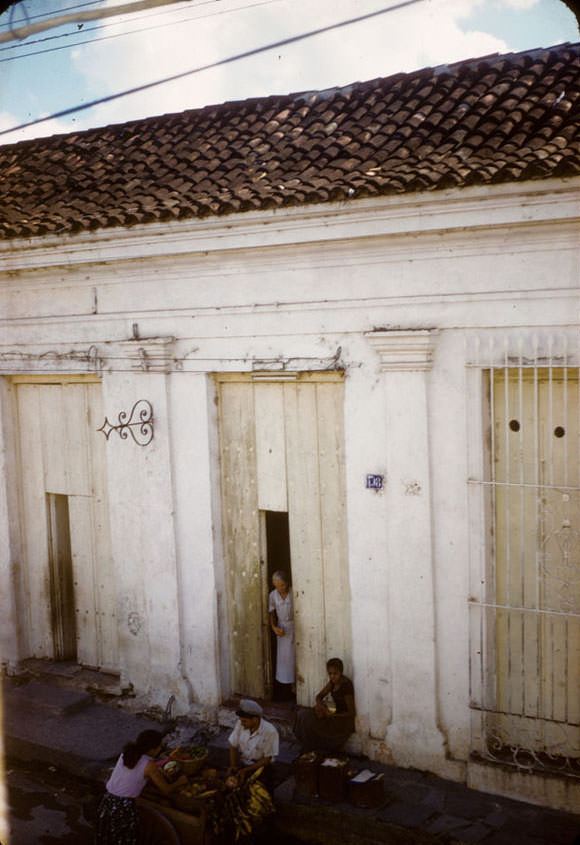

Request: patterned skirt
left=95, top=792, right=139, bottom=845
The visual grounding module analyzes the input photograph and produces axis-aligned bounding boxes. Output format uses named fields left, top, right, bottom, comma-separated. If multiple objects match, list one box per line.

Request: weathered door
left=492, top=368, right=580, bottom=762
left=217, top=373, right=351, bottom=705
left=14, top=378, right=119, bottom=672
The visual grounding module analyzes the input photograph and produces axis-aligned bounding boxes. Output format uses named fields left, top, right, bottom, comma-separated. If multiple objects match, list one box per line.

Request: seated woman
left=294, top=657, right=355, bottom=753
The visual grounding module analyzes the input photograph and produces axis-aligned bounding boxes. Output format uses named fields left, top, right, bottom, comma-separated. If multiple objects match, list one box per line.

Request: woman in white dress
left=268, top=570, right=295, bottom=700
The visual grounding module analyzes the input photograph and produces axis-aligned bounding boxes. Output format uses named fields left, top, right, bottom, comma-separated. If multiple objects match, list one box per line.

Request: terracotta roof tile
left=0, top=42, right=578, bottom=239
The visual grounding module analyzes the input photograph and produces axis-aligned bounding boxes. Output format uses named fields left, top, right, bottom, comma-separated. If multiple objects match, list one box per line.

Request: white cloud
left=500, top=0, right=540, bottom=9
left=68, top=0, right=508, bottom=130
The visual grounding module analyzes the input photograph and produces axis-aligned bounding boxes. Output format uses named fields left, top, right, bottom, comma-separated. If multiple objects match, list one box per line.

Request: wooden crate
left=317, top=758, right=349, bottom=802
left=347, top=770, right=385, bottom=808
left=292, top=751, right=323, bottom=798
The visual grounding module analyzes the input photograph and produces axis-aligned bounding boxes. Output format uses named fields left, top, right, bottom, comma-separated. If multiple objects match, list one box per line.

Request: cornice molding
left=0, top=336, right=177, bottom=376
left=365, top=329, right=438, bottom=371
left=0, top=178, right=577, bottom=273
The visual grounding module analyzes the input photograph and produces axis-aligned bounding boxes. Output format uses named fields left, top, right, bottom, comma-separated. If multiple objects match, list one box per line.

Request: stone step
left=20, top=658, right=124, bottom=697
left=4, top=680, right=93, bottom=717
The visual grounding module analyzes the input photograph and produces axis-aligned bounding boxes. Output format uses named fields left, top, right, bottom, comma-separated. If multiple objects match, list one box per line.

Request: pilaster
left=365, top=330, right=458, bottom=777
left=101, top=368, right=189, bottom=710
left=0, top=379, right=21, bottom=667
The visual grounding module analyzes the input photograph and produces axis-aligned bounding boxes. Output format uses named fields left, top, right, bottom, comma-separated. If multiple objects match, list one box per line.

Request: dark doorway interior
left=265, top=511, right=295, bottom=703
left=46, top=493, right=77, bottom=661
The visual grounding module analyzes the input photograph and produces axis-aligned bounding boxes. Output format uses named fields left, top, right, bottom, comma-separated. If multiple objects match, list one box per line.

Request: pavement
left=6, top=760, right=95, bottom=844
left=3, top=666, right=580, bottom=844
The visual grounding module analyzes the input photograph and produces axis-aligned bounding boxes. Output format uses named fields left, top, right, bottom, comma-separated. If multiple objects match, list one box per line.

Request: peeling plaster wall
left=0, top=178, right=579, bottom=806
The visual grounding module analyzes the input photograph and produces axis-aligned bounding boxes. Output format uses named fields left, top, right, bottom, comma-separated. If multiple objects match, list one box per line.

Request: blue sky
left=464, top=0, right=576, bottom=48
left=0, top=0, right=578, bottom=143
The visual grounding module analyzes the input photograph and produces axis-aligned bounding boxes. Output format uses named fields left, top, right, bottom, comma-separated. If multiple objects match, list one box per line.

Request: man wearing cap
left=228, top=699, right=279, bottom=790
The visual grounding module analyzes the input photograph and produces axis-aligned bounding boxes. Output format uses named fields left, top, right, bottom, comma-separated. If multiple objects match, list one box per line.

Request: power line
left=0, top=0, right=282, bottom=59
left=0, top=0, right=429, bottom=138
left=0, top=0, right=217, bottom=42
left=0, top=0, right=207, bottom=48
left=0, top=0, right=192, bottom=44
left=0, top=1, right=103, bottom=29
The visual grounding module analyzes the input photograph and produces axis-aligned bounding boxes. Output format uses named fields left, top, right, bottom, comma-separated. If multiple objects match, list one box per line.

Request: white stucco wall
left=0, top=176, right=578, bottom=807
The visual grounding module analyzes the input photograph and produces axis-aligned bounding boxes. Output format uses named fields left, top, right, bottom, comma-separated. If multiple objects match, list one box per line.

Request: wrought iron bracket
left=98, top=399, right=154, bottom=446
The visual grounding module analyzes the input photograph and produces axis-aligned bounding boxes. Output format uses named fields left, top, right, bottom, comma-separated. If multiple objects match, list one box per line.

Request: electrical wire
left=0, top=0, right=429, bottom=138
left=0, top=0, right=192, bottom=43
left=0, top=0, right=215, bottom=43
left=0, top=0, right=283, bottom=57
left=0, top=0, right=103, bottom=29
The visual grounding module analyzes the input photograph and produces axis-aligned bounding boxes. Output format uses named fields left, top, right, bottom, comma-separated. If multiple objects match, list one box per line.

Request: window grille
left=467, top=331, right=580, bottom=778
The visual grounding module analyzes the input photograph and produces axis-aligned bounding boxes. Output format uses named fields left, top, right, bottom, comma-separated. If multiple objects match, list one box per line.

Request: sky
left=0, top=0, right=578, bottom=144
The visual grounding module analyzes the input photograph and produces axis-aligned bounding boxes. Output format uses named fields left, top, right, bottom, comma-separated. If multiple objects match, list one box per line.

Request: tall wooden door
left=492, top=368, right=580, bottom=761
left=217, top=373, right=351, bottom=705
left=14, top=378, right=119, bottom=672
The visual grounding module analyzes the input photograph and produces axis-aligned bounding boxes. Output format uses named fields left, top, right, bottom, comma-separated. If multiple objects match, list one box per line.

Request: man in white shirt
left=228, top=699, right=279, bottom=791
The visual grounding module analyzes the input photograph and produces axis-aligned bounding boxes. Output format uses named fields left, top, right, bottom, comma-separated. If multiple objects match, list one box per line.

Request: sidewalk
left=3, top=673, right=580, bottom=844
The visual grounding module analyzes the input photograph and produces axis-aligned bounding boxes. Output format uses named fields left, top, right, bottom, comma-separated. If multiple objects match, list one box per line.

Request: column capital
left=365, top=329, right=438, bottom=372
left=112, top=336, right=177, bottom=374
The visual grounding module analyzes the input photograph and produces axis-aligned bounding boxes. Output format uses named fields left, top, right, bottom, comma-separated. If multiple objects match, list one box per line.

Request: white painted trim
left=1, top=178, right=578, bottom=271
left=2, top=222, right=577, bottom=292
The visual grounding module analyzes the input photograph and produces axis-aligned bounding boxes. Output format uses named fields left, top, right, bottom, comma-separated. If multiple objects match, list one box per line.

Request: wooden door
left=217, top=381, right=263, bottom=698
left=493, top=369, right=580, bottom=758
left=217, top=374, right=351, bottom=705
left=14, top=379, right=119, bottom=672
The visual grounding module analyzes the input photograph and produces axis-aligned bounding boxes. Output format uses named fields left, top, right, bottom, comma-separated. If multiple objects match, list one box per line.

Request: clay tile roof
left=0, top=42, right=578, bottom=240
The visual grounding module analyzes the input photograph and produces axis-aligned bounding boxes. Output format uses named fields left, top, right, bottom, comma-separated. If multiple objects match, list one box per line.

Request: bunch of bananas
left=217, top=767, right=274, bottom=842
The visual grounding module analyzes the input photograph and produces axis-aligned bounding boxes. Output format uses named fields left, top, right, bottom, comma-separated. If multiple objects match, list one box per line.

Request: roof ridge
left=2, top=42, right=578, bottom=150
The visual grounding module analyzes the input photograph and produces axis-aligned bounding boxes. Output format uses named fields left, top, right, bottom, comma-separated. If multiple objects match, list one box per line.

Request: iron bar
left=469, top=355, right=580, bottom=779
left=97, top=399, right=154, bottom=446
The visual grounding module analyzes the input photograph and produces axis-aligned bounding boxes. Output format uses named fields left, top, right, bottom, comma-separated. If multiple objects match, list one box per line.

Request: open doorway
left=46, top=493, right=77, bottom=661
left=264, top=510, right=295, bottom=704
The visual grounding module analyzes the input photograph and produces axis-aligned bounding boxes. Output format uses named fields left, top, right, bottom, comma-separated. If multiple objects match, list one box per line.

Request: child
left=268, top=570, right=295, bottom=700
left=95, top=728, right=186, bottom=844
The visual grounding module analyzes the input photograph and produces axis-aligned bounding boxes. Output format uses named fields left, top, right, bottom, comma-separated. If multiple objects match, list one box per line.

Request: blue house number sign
left=366, top=474, right=384, bottom=490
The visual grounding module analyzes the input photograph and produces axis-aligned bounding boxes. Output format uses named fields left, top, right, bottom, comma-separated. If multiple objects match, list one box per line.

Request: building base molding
left=467, top=759, right=580, bottom=815
left=385, top=720, right=464, bottom=780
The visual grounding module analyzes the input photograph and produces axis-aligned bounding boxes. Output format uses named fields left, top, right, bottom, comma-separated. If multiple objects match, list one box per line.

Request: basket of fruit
left=171, top=777, right=223, bottom=813
left=169, top=745, right=208, bottom=776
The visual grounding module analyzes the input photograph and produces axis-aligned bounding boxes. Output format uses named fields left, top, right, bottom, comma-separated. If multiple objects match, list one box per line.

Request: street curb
left=5, top=734, right=111, bottom=785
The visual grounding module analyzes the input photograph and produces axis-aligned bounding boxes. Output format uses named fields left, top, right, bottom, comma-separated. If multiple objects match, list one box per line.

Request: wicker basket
left=170, top=777, right=222, bottom=813
left=169, top=747, right=208, bottom=776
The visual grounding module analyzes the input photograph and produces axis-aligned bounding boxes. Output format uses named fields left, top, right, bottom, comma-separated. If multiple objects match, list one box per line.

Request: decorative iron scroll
left=98, top=400, right=154, bottom=446
left=472, top=723, right=580, bottom=780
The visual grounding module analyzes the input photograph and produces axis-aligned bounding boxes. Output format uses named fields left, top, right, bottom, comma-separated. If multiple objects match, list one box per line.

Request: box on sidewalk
left=318, top=756, right=349, bottom=802
left=293, top=751, right=323, bottom=798
left=347, top=769, right=385, bottom=808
